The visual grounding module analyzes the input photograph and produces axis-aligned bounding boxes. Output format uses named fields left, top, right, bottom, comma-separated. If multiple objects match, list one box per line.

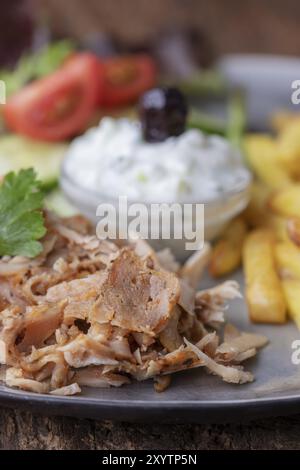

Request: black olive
left=139, top=87, right=188, bottom=143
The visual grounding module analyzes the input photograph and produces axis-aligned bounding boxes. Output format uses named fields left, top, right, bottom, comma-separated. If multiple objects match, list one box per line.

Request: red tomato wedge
left=4, top=53, right=103, bottom=141
left=101, top=54, right=157, bottom=108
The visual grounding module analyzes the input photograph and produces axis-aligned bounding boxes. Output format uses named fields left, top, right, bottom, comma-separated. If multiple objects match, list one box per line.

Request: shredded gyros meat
left=0, top=212, right=267, bottom=395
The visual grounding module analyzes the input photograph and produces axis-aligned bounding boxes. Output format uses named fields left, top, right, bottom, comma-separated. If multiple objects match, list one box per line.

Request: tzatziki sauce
left=63, top=117, right=251, bottom=203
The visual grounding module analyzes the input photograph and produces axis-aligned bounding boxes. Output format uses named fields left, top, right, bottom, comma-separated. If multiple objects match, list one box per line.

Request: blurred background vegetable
left=0, top=40, right=74, bottom=97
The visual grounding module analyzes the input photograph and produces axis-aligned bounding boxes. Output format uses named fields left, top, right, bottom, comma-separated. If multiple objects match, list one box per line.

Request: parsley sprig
left=0, top=169, right=46, bottom=257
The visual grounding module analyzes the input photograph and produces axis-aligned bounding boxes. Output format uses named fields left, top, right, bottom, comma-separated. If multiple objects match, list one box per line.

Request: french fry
left=265, top=215, right=289, bottom=242
left=287, top=217, right=300, bottom=247
left=244, top=134, right=292, bottom=189
left=243, top=182, right=289, bottom=240
left=268, top=185, right=300, bottom=218
left=242, top=181, right=270, bottom=228
left=275, top=241, right=300, bottom=279
left=243, top=229, right=286, bottom=323
left=277, top=119, right=300, bottom=178
left=281, top=279, right=300, bottom=329
left=271, top=111, right=300, bottom=133
left=209, top=217, right=247, bottom=278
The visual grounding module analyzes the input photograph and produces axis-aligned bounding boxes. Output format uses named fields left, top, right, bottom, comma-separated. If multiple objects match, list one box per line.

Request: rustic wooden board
left=1, top=407, right=300, bottom=450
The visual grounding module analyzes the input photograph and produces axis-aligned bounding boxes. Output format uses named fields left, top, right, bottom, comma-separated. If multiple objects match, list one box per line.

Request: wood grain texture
left=1, top=407, right=300, bottom=450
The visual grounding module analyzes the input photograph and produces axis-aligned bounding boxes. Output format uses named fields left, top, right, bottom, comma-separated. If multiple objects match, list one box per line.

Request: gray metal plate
left=1, top=271, right=300, bottom=423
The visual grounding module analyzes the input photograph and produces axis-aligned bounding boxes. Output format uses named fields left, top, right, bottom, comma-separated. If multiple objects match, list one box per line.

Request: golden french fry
left=268, top=185, right=300, bottom=218
left=209, top=217, right=247, bottom=278
left=244, top=134, right=292, bottom=189
left=287, top=217, right=300, bottom=247
left=282, top=279, right=300, bottom=329
left=275, top=241, right=300, bottom=279
left=243, top=182, right=289, bottom=240
left=242, top=181, right=270, bottom=228
left=243, top=229, right=286, bottom=323
left=244, top=202, right=288, bottom=243
left=277, top=118, right=300, bottom=178
left=270, top=111, right=300, bottom=133
left=265, top=215, right=289, bottom=242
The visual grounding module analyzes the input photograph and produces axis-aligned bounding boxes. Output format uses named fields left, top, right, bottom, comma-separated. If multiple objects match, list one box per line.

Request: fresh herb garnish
left=0, top=169, right=46, bottom=257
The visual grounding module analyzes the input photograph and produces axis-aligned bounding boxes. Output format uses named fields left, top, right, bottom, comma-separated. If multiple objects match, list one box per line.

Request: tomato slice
left=4, top=53, right=103, bottom=141
left=101, top=54, right=157, bottom=108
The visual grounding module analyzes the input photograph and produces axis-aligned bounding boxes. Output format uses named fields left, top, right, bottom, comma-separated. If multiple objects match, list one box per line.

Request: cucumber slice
left=45, top=188, right=79, bottom=217
left=0, top=134, right=67, bottom=189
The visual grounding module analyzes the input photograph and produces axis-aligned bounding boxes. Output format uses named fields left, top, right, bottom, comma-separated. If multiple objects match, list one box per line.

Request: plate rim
left=1, top=386, right=300, bottom=423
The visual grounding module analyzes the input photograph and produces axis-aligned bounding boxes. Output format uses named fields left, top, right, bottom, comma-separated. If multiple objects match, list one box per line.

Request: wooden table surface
left=36, top=0, right=300, bottom=57
left=1, top=407, right=300, bottom=449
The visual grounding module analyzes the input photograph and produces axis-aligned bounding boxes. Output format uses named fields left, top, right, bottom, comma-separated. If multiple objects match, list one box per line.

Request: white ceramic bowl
left=60, top=163, right=251, bottom=261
